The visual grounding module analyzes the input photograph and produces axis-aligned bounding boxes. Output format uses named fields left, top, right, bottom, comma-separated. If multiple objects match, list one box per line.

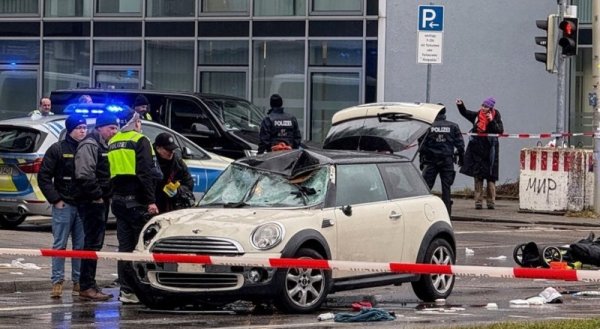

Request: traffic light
left=535, top=15, right=556, bottom=72
left=558, top=17, right=578, bottom=56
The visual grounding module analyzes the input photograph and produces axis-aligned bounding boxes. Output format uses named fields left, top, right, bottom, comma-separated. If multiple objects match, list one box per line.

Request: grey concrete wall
left=384, top=1, right=559, bottom=190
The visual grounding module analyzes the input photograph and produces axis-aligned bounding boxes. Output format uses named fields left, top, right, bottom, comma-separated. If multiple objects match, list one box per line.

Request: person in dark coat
left=419, top=105, right=465, bottom=216
left=154, top=132, right=195, bottom=213
left=258, top=94, right=302, bottom=154
left=456, top=97, right=504, bottom=210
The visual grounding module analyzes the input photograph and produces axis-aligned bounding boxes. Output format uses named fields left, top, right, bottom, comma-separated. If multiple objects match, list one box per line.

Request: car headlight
left=143, top=223, right=161, bottom=247
left=251, top=222, right=284, bottom=250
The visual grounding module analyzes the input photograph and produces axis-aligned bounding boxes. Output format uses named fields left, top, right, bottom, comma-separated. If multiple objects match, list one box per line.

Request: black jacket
left=38, top=135, right=80, bottom=205
left=74, top=130, right=112, bottom=202
left=258, top=107, right=302, bottom=154
left=110, top=132, right=159, bottom=205
left=457, top=103, right=504, bottom=181
left=419, top=112, right=465, bottom=164
left=155, top=152, right=194, bottom=213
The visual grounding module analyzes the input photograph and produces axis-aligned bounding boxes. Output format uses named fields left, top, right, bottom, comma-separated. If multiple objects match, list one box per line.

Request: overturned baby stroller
left=513, top=232, right=600, bottom=268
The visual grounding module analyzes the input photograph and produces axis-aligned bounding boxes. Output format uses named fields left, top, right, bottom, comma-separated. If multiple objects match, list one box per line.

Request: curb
left=451, top=215, right=600, bottom=228
left=0, top=279, right=115, bottom=294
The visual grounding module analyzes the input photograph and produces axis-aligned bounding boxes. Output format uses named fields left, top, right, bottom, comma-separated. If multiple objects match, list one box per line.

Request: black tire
left=411, top=238, right=455, bottom=302
left=273, top=248, right=331, bottom=314
left=0, top=214, right=26, bottom=229
left=513, top=243, right=527, bottom=266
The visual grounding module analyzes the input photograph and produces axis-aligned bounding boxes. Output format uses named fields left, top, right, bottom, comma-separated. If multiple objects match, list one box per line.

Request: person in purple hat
left=456, top=97, right=504, bottom=210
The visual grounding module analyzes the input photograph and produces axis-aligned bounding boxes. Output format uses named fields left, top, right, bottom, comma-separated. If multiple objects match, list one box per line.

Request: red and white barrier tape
left=465, top=132, right=596, bottom=139
left=1, top=248, right=599, bottom=283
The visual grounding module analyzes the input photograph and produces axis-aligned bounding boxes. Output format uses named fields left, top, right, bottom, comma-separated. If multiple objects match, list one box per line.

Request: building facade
left=0, top=0, right=593, bottom=185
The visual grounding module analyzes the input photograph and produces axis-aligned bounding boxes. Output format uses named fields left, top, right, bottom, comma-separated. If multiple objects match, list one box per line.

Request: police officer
left=419, top=105, right=465, bottom=217
left=108, top=110, right=159, bottom=304
left=133, top=94, right=152, bottom=120
left=38, top=114, right=87, bottom=298
left=257, top=94, right=302, bottom=154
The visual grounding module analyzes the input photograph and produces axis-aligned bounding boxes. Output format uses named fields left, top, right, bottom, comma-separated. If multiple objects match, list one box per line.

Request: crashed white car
left=127, top=102, right=456, bottom=313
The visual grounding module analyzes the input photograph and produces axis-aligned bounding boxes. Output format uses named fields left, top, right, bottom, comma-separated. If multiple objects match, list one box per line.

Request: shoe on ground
left=51, top=281, right=63, bottom=299
left=475, top=204, right=482, bottom=210
left=79, top=288, right=112, bottom=301
left=487, top=204, right=495, bottom=210
left=72, top=283, right=80, bottom=296
left=119, top=291, right=140, bottom=304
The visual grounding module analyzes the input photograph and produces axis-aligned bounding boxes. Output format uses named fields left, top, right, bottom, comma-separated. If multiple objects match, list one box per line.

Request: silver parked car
left=127, top=102, right=456, bottom=313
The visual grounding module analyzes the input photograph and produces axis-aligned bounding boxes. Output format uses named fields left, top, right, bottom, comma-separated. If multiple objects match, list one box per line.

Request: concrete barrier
left=519, top=147, right=594, bottom=213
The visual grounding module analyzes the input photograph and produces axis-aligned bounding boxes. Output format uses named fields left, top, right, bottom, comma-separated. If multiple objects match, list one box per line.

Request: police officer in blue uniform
left=419, top=105, right=465, bottom=216
left=258, top=94, right=302, bottom=154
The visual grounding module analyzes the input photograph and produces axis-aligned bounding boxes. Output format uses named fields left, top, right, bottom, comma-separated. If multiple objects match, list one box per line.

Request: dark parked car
left=50, top=89, right=265, bottom=159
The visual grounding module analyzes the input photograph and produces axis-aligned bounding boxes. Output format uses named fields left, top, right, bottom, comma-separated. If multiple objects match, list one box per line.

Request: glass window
left=43, top=40, right=90, bottom=95
left=201, top=0, right=248, bottom=14
left=335, top=164, right=387, bottom=206
left=309, top=40, right=362, bottom=66
left=253, top=40, right=305, bottom=126
left=169, top=98, right=216, bottom=135
left=0, top=69, right=38, bottom=119
left=200, top=72, right=246, bottom=99
left=312, top=0, right=361, bottom=14
left=145, top=40, right=194, bottom=91
left=379, top=163, right=430, bottom=199
left=147, top=0, right=194, bottom=17
left=97, top=0, right=141, bottom=15
left=254, top=0, right=305, bottom=16
left=0, top=40, right=39, bottom=64
left=45, top=0, right=91, bottom=17
left=94, top=40, right=141, bottom=65
left=365, top=40, right=377, bottom=103
left=198, top=40, right=248, bottom=65
left=0, top=0, right=38, bottom=14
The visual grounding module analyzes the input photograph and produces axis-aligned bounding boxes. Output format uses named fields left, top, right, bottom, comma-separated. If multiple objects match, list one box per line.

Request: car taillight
left=18, top=157, right=43, bottom=174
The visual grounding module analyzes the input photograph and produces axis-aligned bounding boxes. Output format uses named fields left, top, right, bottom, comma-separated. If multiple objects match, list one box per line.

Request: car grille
left=150, top=236, right=244, bottom=256
left=155, top=272, right=241, bottom=289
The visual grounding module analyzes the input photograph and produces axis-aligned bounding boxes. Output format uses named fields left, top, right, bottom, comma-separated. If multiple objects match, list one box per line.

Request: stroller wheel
left=542, top=246, right=562, bottom=266
left=513, top=243, right=528, bottom=266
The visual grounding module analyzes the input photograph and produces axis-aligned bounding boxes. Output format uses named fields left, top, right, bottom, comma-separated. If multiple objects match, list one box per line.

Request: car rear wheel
left=411, top=238, right=455, bottom=301
left=0, top=214, right=26, bottom=228
left=274, top=248, right=330, bottom=313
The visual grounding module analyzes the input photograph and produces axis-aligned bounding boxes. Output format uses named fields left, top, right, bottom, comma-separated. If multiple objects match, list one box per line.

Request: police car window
left=0, top=127, right=40, bottom=153
left=378, top=162, right=429, bottom=199
left=335, top=164, right=387, bottom=206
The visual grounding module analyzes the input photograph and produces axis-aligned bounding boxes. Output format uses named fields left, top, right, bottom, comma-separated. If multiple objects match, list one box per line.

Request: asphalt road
left=0, top=221, right=599, bottom=328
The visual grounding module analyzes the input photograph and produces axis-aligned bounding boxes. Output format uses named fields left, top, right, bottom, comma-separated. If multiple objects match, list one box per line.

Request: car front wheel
left=411, top=238, right=455, bottom=301
left=0, top=214, right=26, bottom=229
left=274, top=248, right=331, bottom=313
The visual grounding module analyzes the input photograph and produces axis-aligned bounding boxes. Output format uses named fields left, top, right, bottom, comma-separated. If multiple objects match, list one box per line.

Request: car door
left=333, top=163, right=405, bottom=276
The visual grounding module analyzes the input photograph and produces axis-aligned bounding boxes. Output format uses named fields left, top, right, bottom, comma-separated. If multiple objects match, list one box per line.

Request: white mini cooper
left=127, top=102, right=455, bottom=313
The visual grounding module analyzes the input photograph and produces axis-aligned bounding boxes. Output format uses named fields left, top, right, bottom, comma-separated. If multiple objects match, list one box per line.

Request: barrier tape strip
left=1, top=248, right=599, bottom=283
left=465, top=132, right=597, bottom=139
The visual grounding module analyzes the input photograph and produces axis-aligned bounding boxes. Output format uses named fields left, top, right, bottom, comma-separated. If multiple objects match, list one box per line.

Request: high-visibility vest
left=108, top=131, right=147, bottom=178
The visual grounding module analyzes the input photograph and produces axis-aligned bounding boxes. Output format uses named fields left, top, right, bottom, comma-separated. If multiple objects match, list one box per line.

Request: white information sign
left=417, top=31, right=443, bottom=64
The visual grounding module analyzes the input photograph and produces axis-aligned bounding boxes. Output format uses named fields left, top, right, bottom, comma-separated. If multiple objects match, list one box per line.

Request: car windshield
left=200, top=164, right=329, bottom=208
left=203, top=98, right=263, bottom=133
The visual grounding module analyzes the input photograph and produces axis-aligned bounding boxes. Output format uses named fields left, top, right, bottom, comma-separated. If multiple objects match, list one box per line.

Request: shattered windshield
left=203, top=97, right=263, bottom=132
left=200, top=164, right=329, bottom=208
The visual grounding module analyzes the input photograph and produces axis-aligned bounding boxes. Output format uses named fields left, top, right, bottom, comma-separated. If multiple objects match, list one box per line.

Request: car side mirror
left=191, top=123, right=214, bottom=136
left=181, top=146, right=193, bottom=159
left=341, top=205, right=352, bottom=216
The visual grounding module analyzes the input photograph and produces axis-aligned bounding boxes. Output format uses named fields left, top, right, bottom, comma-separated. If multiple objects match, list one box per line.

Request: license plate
left=0, top=166, right=12, bottom=175
left=178, top=263, right=205, bottom=273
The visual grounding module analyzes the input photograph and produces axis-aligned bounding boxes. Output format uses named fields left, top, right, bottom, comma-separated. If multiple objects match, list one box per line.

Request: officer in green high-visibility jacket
left=108, top=110, right=160, bottom=305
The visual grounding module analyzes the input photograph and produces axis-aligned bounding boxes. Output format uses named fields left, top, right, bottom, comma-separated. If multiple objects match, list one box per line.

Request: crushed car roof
left=236, top=149, right=407, bottom=179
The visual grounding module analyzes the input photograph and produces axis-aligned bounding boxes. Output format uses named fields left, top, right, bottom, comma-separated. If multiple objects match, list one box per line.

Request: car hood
left=322, top=102, right=444, bottom=155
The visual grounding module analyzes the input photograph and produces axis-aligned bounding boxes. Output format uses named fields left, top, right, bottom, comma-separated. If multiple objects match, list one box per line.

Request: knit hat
left=482, top=97, right=496, bottom=108
left=95, top=112, right=119, bottom=128
left=270, top=94, right=283, bottom=108
left=65, top=114, right=86, bottom=134
left=134, top=95, right=149, bottom=107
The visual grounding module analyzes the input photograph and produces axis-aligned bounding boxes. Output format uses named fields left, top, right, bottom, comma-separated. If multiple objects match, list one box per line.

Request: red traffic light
left=558, top=17, right=578, bottom=56
left=559, top=20, right=574, bottom=36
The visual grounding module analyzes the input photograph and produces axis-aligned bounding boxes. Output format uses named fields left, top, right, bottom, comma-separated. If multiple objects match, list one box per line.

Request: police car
left=0, top=107, right=232, bottom=228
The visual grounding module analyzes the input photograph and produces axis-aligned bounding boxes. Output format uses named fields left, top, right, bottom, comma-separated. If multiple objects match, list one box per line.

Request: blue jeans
left=77, top=200, right=109, bottom=291
left=51, top=202, right=84, bottom=284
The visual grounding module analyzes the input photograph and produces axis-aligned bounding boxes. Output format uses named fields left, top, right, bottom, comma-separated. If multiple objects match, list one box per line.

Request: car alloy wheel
left=411, top=238, right=455, bottom=301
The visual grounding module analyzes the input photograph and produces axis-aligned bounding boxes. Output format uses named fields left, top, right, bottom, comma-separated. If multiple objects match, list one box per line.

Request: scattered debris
left=334, top=308, right=396, bottom=322
left=317, top=312, right=335, bottom=321
left=0, top=258, right=41, bottom=270
left=465, top=248, right=475, bottom=256
left=486, top=255, right=507, bottom=260
left=485, top=303, right=498, bottom=309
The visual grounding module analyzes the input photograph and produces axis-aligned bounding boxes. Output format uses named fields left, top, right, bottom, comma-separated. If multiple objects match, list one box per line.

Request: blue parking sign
left=418, top=5, right=444, bottom=32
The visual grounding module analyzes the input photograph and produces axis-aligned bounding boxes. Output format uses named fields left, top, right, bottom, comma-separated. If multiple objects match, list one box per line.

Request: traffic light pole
left=556, top=0, right=567, bottom=147
left=592, top=0, right=600, bottom=212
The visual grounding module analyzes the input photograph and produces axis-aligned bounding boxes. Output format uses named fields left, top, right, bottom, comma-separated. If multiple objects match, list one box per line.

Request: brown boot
left=50, top=281, right=63, bottom=299
left=79, top=288, right=112, bottom=301
left=72, top=283, right=80, bottom=296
